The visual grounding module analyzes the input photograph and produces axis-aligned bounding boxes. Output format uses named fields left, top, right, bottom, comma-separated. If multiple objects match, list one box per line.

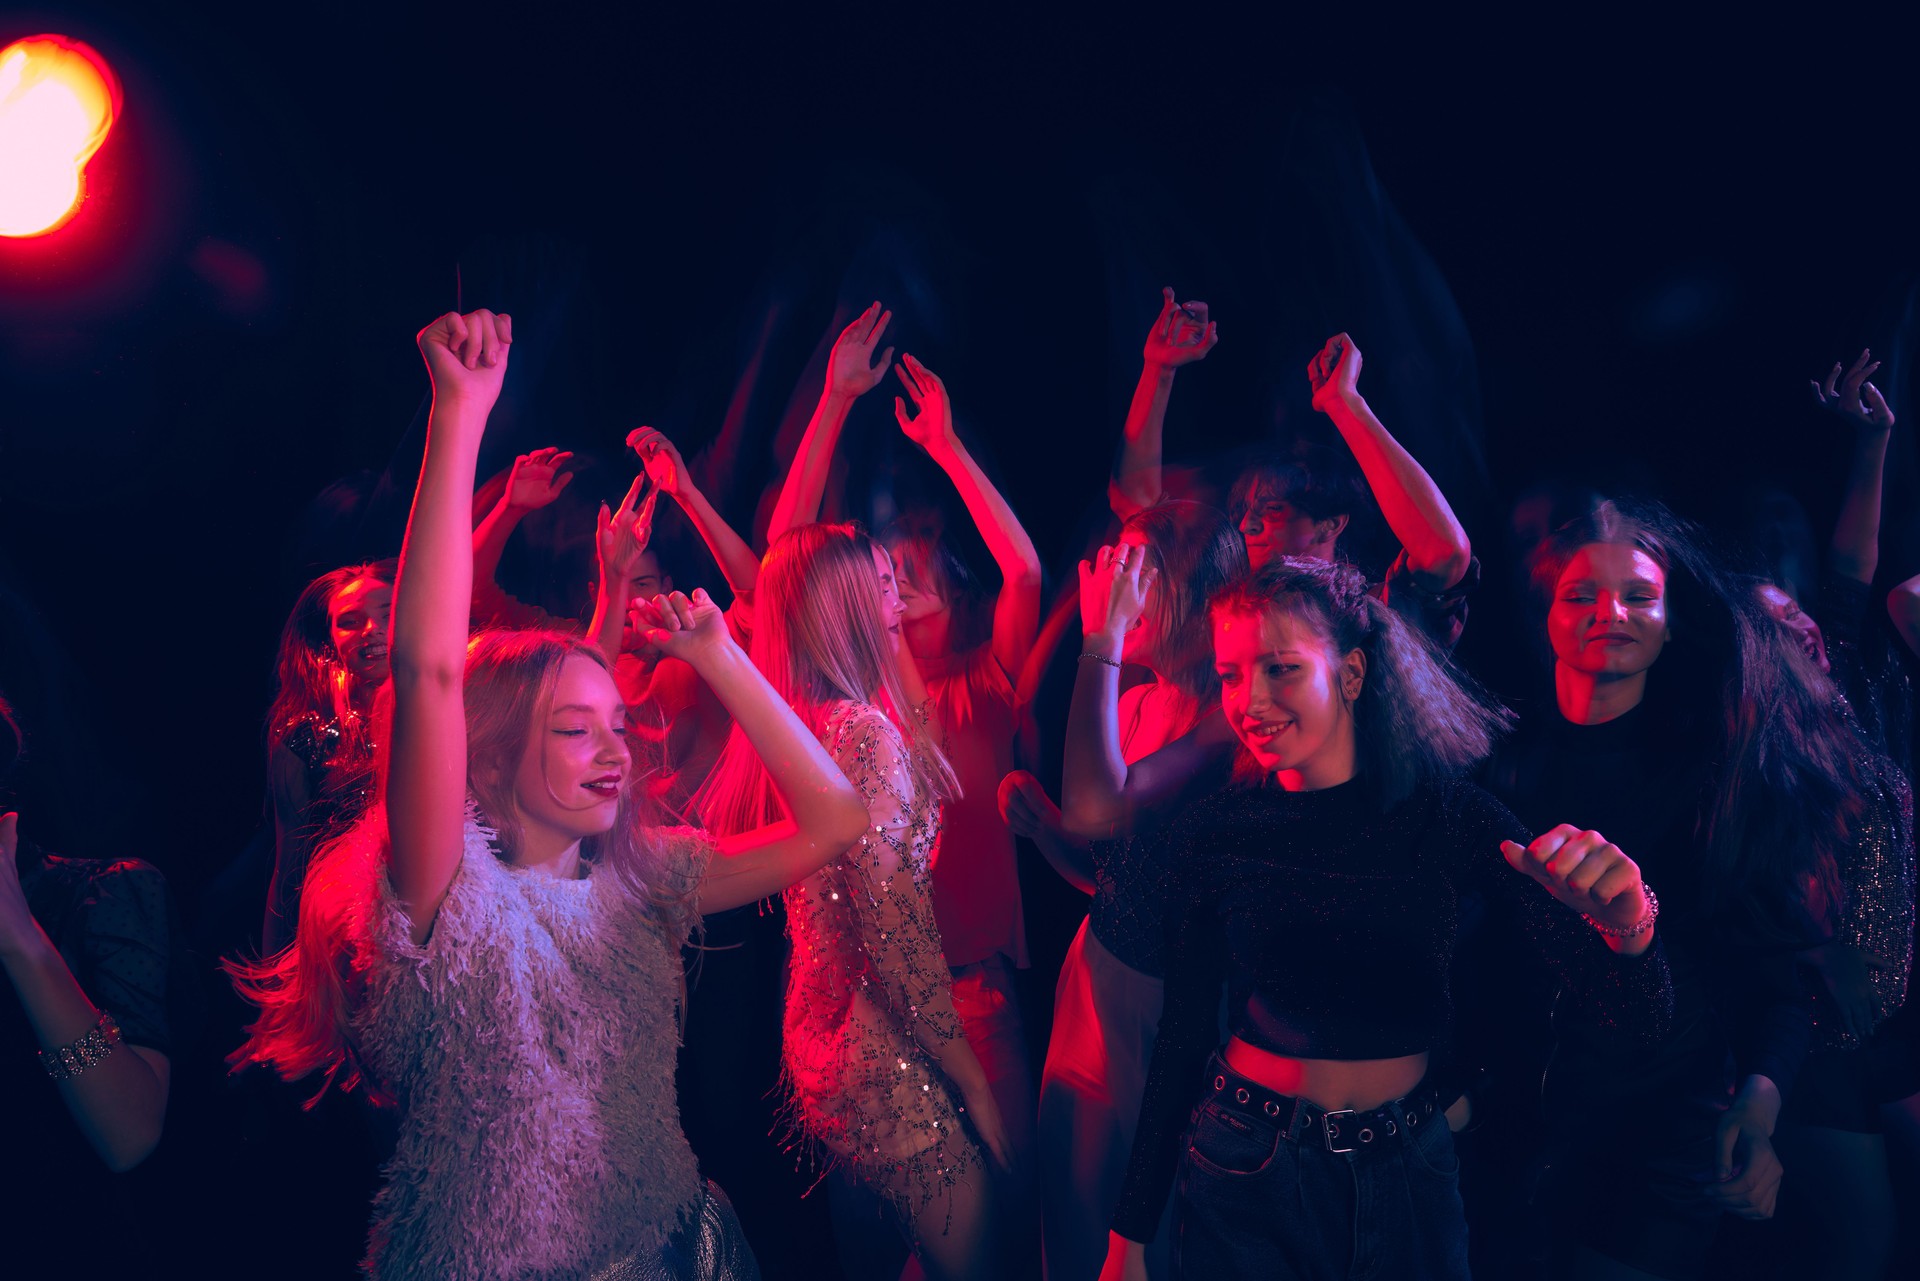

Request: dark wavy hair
left=1225, top=443, right=1369, bottom=528
left=1124, top=500, right=1247, bottom=701
left=1211, top=557, right=1511, bottom=810
left=881, top=517, right=991, bottom=655
left=1524, top=497, right=1855, bottom=941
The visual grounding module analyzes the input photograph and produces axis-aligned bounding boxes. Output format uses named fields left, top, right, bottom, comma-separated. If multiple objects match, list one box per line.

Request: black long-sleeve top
left=1110, top=776, right=1673, bottom=1242
left=1485, top=699, right=1816, bottom=1114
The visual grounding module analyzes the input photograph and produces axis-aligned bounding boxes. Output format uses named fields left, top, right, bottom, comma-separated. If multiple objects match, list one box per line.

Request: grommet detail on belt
left=1408, top=1110, right=1419, bottom=1125
left=1385, top=1120, right=1397, bottom=1136
left=1358, top=1128, right=1374, bottom=1143
left=1234, top=1088, right=1251, bottom=1104
left=1264, top=1101, right=1281, bottom=1118
left=1213, top=1075, right=1226, bottom=1091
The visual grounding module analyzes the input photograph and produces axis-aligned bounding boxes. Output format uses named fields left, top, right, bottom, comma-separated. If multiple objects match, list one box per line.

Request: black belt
left=1204, top=1060, right=1444, bottom=1155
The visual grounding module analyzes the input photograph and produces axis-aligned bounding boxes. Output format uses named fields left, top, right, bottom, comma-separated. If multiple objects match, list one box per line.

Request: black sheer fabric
left=1110, top=778, right=1672, bottom=1242
left=1, top=845, right=183, bottom=1267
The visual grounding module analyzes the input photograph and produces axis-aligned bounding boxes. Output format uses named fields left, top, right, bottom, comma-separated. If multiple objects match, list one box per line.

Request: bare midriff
left=1223, top=1036, right=1428, bottom=1112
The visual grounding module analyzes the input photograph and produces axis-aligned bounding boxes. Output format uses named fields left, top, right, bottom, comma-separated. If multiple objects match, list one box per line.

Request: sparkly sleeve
left=1831, top=772, right=1915, bottom=1034
left=1818, top=568, right=1913, bottom=766
left=71, top=860, right=177, bottom=1056
left=1112, top=804, right=1227, bottom=1244
left=828, top=706, right=966, bottom=1058
left=1445, top=783, right=1675, bottom=1051
left=1376, top=551, right=1479, bottom=654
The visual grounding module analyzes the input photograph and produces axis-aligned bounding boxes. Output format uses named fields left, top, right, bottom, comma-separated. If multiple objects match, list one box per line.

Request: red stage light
left=0, top=34, right=122, bottom=238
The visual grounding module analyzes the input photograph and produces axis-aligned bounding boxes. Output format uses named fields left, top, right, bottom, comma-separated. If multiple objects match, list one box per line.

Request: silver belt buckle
left=1322, top=1108, right=1357, bottom=1154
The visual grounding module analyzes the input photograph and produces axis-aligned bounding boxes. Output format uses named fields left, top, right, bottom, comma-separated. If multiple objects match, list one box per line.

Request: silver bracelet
left=1586, top=885, right=1659, bottom=940
left=41, top=1010, right=122, bottom=1081
left=1078, top=652, right=1122, bottom=670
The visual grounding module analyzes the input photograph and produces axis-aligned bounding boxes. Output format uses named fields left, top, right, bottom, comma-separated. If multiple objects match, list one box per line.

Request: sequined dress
left=781, top=701, right=980, bottom=1220
left=1813, top=571, right=1916, bottom=1050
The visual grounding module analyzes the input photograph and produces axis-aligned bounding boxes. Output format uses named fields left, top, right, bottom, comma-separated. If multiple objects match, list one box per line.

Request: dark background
left=2, top=3, right=1918, bottom=1274
left=4, top=2, right=1917, bottom=876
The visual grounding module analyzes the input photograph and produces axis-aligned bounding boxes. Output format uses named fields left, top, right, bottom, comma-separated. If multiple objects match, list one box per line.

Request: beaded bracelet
left=40, top=1010, right=122, bottom=1082
left=1586, top=885, right=1659, bottom=940
left=1078, top=652, right=1122, bottom=670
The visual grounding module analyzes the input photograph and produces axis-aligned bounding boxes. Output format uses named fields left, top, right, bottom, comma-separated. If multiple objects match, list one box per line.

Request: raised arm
left=470, top=447, right=573, bottom=627
left=628, top=426, right=761, bottom=601
left=1812, top=349, right=1896, bottom=584
left=766, top=302, right=893, bottom=544
left=1309, top=334, right=1472, bottom=591
left=388, top=310, right=511, bottom=944
left=634, top=591, right=867, bottom=913
left=1113, top=288, right=1217, bottom=521
left=893, top=354, right=1044, bottom=676
left=590, top=474, right=658, bottom=663
left=1061, top=545, right=1149, bottom=839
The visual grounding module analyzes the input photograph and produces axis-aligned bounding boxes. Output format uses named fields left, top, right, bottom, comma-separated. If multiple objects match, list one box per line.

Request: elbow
left=1409, top=541, right=1471, bottom=591
left=100, top=1114, right=165, bottom=1174
left=388, top=652, right=465, bottom=690
left=1058, top=798, right=1123, bottom=844
left=1888, top=579, right=1920, bottom=641
left=821, top=783, right=870, bottom=853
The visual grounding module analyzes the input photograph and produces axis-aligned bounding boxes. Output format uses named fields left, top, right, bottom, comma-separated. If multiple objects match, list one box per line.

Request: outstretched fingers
left=615, top=474, right=646, bottom=522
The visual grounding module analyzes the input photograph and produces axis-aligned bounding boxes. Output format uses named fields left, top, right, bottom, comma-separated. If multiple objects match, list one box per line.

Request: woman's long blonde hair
left=228, top=630, right=695, bottom=1101
left=698, top=524, right=957, bottom=837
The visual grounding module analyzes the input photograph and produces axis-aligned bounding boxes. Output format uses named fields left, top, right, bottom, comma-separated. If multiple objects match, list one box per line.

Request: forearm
left=675, top=483, right=761, bottom=600
left=929, top=437, right=1043, bottom=668
left=1732, top=1073, right=1783, bottom=1135
left=1829, top=432, right=1890, bottom=583
left=1115, top=364, right=1175, bottom=519
left=1034, top=823, right=1096, bottom=895
left=929, top=1025, right=992, bottom=1097
left=767, top=390, right=853, bottom=543
left=1324, top=394, right=1471, bottom=588
left=587, top=567, right=632, bottom=664
left=3, top=934, right=168, bottom=1170
left=393, top=399, right=488, bottom=681
left=1060, top=634, right=1131, bottom=840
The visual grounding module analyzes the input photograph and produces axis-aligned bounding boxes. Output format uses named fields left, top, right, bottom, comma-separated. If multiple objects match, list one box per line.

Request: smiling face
left=1234, top=475, right=1345, bottom=572
left=509, top=654, right=632, bottom=854
left=1213, top=605, right=1363, bottom=788
left=1547, top=542, right=1670, bottom=680
left=327, top=576, right=392, bottom=690
left=1756, top=583, right=1829, bottom=674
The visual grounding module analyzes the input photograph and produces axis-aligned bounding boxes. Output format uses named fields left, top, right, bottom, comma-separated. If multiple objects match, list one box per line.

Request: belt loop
left=1285, top=1097, right=1312, bottom=1142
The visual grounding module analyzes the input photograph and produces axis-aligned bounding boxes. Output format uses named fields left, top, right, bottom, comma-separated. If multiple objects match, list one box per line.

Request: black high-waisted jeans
left=1172, top=1052, right=1468, bottom=1280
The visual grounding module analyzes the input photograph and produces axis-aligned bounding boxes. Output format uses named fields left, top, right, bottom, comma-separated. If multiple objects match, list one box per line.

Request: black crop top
left=1110, top=776, right=1674, bottom=1242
